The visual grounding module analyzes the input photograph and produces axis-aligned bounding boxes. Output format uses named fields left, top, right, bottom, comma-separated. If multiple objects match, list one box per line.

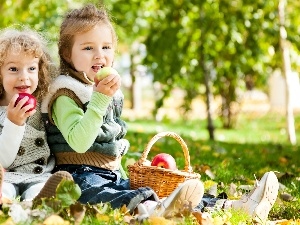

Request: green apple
left=94, top=67, right=119, bottom=85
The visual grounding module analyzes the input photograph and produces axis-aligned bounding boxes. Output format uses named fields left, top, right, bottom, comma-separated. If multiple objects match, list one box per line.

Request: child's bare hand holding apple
left=93, top=67, right=121, bottom=97
left=7, top=94, right=36, bottom=126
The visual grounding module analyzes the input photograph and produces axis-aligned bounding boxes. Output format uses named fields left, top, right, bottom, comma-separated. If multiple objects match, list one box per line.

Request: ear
left=62, top=49, right=71, bottom=63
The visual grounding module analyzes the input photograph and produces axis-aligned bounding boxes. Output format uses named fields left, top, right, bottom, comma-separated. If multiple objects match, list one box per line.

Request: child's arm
left=0, top=94, right=34, bottom=168
left=0, top=118, right=25, bottom=168
left=52, top=92, right=112, bottom=153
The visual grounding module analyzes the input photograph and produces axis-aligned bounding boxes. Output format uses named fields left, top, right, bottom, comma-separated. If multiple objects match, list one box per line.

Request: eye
left=84, top=46, right=93, bottom=50
left=29, top=67, right=37, bottom=71
left=103, top=46, right=111, bottom=50
left=9, top=67, right=18, bottom=72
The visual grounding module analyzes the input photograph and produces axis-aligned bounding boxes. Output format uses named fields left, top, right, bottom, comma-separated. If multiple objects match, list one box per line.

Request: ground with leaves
left=1, top=114, right=300, bottom=224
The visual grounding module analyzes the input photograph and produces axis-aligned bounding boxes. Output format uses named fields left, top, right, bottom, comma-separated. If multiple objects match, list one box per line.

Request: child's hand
left=94, top=73, right=121, bottom=97
left=6, top=94, right=36, bottom=126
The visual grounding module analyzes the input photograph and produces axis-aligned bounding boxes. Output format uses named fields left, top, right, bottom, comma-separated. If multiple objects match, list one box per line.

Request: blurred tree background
left=1, top=0, right=300, bottom=142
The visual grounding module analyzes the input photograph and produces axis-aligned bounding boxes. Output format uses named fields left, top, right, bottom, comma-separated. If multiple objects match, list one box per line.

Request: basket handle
left=138, top=131, right=193, bottom=173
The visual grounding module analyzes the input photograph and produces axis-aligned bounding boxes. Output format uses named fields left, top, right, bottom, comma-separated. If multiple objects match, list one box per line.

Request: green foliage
left=140, top=0, right=285, bottom=127
left=0, top=0, right=84, bottom=62
left=2, top=0, right=300, bottom=129
left=56, top=180, right=81, bottom=208
left=106, top=0, right=300, bottom=128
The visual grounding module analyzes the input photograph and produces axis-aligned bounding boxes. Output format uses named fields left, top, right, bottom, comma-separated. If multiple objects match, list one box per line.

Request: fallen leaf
left=280, top=192, right=295, bottom=202
left=120, top=204, right=130, bottom=214
left=8, top=203, right=29, bottom=224
left=207, top=183, right=218, bottom=197
left=148, top=216, right=176, bottom=225
left=1, top=218, right=15, bottom=225
left=276, top=219, right=300, bottom=225
left=279, top=156, right=288, bottom=164
left=96, top=214, right=110, bottom=222
left=205, top=169, right=216, bottom=179
left=70, top=202, right=86, bottom=225
left=192, top=211, right=214, bottom=225
left=43, top=214, right=70, bottom=225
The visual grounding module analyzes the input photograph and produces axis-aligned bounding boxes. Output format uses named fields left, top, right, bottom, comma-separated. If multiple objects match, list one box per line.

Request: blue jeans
left=53, top=165, right=223, bottom=213
left=195, top=193, right=227, bottom=212
left=53, top=165, right=158, bottom=212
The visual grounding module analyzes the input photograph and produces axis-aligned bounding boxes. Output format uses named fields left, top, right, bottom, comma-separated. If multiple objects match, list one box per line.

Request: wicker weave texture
left=128, top=131, right=200, bottom=198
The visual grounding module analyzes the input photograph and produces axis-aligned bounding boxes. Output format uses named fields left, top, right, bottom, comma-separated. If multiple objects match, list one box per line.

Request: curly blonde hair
left=0, top=27, right=54, bottom=101
left=58, top=4, right=118, bottom=73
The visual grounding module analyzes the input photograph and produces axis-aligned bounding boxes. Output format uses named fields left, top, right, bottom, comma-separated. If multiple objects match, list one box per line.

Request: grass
left=1, top=112, right=299, bottom=224
left=122, top=112, right=300, bottom=221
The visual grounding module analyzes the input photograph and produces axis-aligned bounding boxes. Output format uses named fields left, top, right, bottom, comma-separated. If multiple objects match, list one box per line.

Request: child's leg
left=137, top=179, right=204, bottom=220
left=2, top=183, right=18, bottom=202
left=21, top=182, right=45, bottom=201
left=225, top=171, right=279, bottom=223
left=1, top=165, right=18, bottom=203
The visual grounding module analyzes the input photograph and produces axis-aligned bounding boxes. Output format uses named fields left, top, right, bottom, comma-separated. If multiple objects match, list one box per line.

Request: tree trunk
left=278, top=0, right=297, bottom=145
left=129, top=53, right=135, bottom=109
left=200, top=6, right=215, bottom=140
left=129, top=53, right=142, bottom=111
left=200, top=59, right=215, bottom=140
left=204, top=70, right=215, bottom=140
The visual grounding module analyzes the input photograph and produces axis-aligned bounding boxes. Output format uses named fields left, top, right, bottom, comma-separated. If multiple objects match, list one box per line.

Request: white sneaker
left=150, top=179, right=204, bottom=218
left=232, top=171, right=279, bottom=223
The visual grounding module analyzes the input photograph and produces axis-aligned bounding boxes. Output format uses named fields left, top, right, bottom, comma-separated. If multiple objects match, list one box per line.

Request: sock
left=136, top=201, right=158, bottom=222
left=143, top=200, right=158, bottom=214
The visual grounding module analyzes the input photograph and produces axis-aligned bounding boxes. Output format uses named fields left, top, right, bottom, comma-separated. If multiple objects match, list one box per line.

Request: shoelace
left=240, top=174, right=261, bottom=203
left=253, top=174, right=260, bottom=188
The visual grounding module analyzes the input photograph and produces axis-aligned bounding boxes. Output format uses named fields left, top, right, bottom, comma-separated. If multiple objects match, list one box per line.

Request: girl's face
left=69, top=23, right=115, bottom=81
left=0, top=51, right=39, bottom=105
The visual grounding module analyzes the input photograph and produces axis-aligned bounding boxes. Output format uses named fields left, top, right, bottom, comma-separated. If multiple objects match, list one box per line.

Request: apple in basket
left=94, top=67, right=119, bottom=85
left=151, top=153, right=177, bottom=170
left=14, top=93, right=37, bottom=112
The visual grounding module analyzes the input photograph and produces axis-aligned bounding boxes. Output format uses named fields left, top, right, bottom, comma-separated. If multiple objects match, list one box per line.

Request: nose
left=95, top=48, right=105, bottom=59
left=19, top=70, right=29, bottom=81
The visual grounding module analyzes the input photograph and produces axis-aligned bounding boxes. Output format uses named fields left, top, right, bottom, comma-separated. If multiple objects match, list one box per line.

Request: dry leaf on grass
left=192, top=211, right=214, bottom=225
left=148, top=216, right=177, bottom=225
left=96, top=214, right=110, bottom=222
left=276, top=219, right=300, bottom=225
left=1, top=218, right=15, bottom=225
left=43, top=214, right=70, bottom=225
left=70, top=202, right=86, bottom=224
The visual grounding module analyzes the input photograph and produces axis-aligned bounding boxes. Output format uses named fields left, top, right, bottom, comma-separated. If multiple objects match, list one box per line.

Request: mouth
left=16, top=86, right=30, bottom=93
left=92, top=64, right=104, bottom=73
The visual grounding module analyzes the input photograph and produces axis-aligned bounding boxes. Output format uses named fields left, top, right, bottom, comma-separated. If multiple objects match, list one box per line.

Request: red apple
left=14, top=93, right=37, bottom=112
left=151, top=153, right=177, bottom=170
left=94, top=67, right=119, bottom=85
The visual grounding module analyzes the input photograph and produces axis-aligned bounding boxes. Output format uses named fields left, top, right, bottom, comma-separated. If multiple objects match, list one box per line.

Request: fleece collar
left=41, top=75, right=93, bottom=113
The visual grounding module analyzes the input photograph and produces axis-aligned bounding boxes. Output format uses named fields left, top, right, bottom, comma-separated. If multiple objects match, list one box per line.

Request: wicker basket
left=128, top=131, right=200, bottom=198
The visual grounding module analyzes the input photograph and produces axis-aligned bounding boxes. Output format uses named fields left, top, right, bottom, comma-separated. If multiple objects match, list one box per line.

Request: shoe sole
left=33, top=171, right=73, bottom=201
left=157, top=179, right=204, bottom=218
left=252, top=172, right=279, bottom=223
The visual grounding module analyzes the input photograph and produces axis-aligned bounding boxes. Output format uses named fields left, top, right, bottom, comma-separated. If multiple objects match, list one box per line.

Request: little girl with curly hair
left=0, top=27, right=72, bottom=204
